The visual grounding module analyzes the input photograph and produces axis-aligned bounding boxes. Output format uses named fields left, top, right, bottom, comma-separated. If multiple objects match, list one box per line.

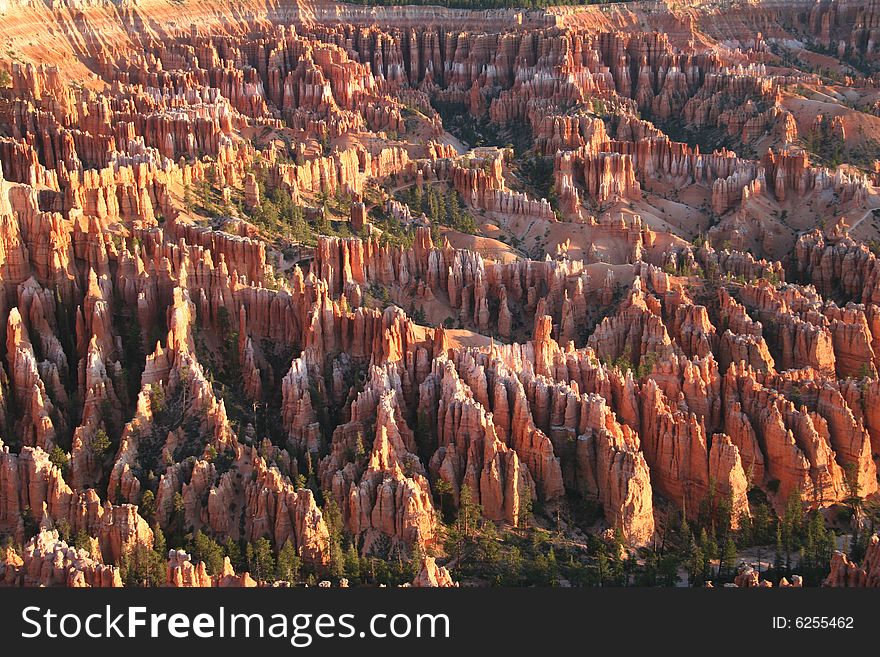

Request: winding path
left=848, top=207, right=879, bottom=233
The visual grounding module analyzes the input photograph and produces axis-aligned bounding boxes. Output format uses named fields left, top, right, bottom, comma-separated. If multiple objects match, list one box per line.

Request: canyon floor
left=0, top=0, right=879, bottom=589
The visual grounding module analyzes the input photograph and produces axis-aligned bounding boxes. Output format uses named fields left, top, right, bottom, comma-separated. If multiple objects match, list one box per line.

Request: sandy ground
left=442, top=229, right=521, bottom=264
left=439, top=131, right=468, bottom=156
left=783, top=95, right=880, bottom=147
left=411, top=324, right=494, bottom=350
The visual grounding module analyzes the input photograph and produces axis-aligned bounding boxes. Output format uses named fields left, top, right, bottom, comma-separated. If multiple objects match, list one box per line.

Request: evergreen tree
left=456, top=484, right=482, bottom=540
left=248, top=537, right=276, bottom=582
left=140, top=490, right=156, bottom=524
left=658, top=552, right=681, bottom=587
left=596, top=551, right=610, bottom=587
left=153, top=525, right=166, bottom=559
left=434, top=478, right=455, bottom=522
left=716, top=492, right=733, bottom=541
left=183, top=184, right=195, bottom=212
left=753, top=502, right=771, bottom=544
left=503, top=545, right=523, bottom=585
left=223, top=536, right=243, bottom=572
left=687, top=533, right=704, bottom=587
left=120, top=543, right=164, bottom=587
left=55, top=519, right=72, bottom=544
left=774, top=525, right=786, bottom=575
left=191, top=530, right=225, bottom=576
left=323, top=499, right=345, bottom=579
left=408, top=541, right=424, bottom=581
left=699, top=528, right=717, bottom=581
left=737, top=512, right=753, bottom=546
left=781, top=489, right=804, bottom=554
left=276, top=540, right=301, bottom=582
left=74, top=529, right=93, bottom=556
left=545, top=548, right=559, bottom=586
left=48, top=446, right=69, bottom=477
left=343, top=543, right=361, bottom=584
left=167, top=491, right=187, bottom=548
left=679, top=511, right=691, bottom=552
left=722, top=537, right=738, bottom=579
left=20, top=507, right=38, bottom=538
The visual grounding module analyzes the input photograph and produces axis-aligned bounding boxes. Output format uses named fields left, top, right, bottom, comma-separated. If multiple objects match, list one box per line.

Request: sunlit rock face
left=0, top=0, right=878, bottom=587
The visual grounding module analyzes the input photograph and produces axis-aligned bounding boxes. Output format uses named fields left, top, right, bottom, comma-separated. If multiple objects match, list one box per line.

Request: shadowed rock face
left=0, top=0, right=878, bottom=586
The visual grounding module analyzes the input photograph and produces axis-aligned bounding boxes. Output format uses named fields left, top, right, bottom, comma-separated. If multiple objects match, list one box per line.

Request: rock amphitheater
left=0, top=0, right=879, bottom=588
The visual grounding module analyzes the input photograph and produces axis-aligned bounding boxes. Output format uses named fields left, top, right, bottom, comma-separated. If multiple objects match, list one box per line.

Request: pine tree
left=91, top=429, right=112, bottom=459
left=140, top=490, right=156, bottom=523
left=74, top=529, right=93, bottom=556
left=249, top=537, right=275, bottom=582
left=120, top=543, right=164, bottom=587
left=545, top=548, right=559, bottom=586
left=504, top=545, right=523, bottom=585
left=737, top=511, right=753, bottom=546
left=183, top=184, right=195, bottom=212
left=435, top=189, right=446, bottom=225
left=849, top=525, right=868, bottom=563
left=596, top=551, right=610, bottom=587
left=408, top=541, right=423, bottom=582
left=167, top=491, right=187, bottom=547
left=344, top=543, right=361, bottom=583
left=152, top=525, right=166, bottom=557
left=330, top=540, right=345, bottom=580
left=288, top=205, right=307, bottom=242
left=722, top=537, right=737, bottom=579
left=192, top=530, right=225, bottom=575
left=782, top=489, right=804, bottom=554
left=48, top=446, right=69, bottom=476
left=323, top=499, right=345, bottom=580
left=434, top=478, right=454, bottom=521
left=753, top=502, right=771, bottom=544
left=699, top=528, right=717, bottom=581
left=223, top=536, right=243, bottom=571
left=276, top=540, right=301, bottom=582
left=687, top=533, right=704, bottom=587
left=456, top=484, right=482, bottom=541
left=716, top=492, right=733, bottom=540
left=658, top=552, right=681, bottom=587
left=245, top=543, right=254, bottom=576
left=679, top=510, right=691, bottom=552
left=774, top=524, right=786, bottom=575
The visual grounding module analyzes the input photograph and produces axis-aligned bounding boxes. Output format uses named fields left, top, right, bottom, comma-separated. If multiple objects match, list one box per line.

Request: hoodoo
left=0, top=0, right=877, bottom=589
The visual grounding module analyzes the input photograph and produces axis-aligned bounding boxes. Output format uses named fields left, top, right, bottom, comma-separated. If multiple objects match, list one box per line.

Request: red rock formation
left=411, top=556, right=457, bottom=587
left=575, top=393, right=655, bottom=546
left=243, top=173, right=261, bottom=209
left=423, top=355, right=537, bottom=525
left=824, top=535, right=880, bottom=587
left=3, top=529, right=122, bottom=588
left=723, top=363, right=850, bottom=507
left=166, top=549, right=258, bottom=587
left=321, top=366, right=438, bottom=554
left=640, top=378, right=711, bottom=517
left=708, top=433, right=750, bottom=529
left=588, top=279, right=672, bottom=366
left=0, top=0, right=878, bottom=589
